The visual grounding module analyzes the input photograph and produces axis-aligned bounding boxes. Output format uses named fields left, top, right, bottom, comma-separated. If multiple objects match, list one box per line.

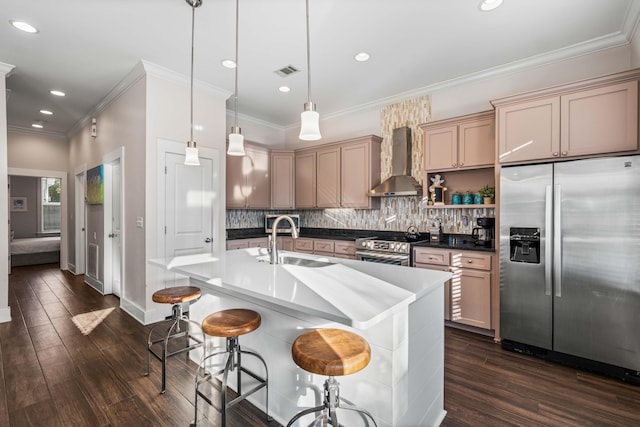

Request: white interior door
left=103, top=148, right=124, bottom=297
left=74, top=169, right=86, bottom=275
left=165, top=152, right=214, bottom=257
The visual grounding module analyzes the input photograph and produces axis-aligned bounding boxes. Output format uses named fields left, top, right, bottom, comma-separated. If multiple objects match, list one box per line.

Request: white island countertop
left=150, top=248, right=451, bottom=329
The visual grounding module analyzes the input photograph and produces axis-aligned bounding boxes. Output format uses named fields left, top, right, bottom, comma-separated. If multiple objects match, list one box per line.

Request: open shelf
left=426, top=204, right=496, bottom=209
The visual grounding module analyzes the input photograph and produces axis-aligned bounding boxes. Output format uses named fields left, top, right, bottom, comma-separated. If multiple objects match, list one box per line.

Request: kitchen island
left=150, top=248, right=451, bottom=426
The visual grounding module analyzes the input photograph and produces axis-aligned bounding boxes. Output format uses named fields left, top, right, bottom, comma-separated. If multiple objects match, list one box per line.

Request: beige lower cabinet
left=413, top=247, right=492, bottom=329
left=333, top=241, right=356, bottom=259
left=313, top=239, right=335, bottom=255
left=450, top=251, right=492, bottom=329
left=293, top=237, right=314, bottom=254
left=413, top=248, right=452, bottom=320
left=226, top=237, right=269, bottom=250
left=276, top=236, right=293, bottom=251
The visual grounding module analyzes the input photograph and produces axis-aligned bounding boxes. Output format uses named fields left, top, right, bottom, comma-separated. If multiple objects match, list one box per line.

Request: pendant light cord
left=234, top=0, right=239, bottom=128
left=189, top=1, right=197, bottom=145
left=305, top=0, right=312, bottom=105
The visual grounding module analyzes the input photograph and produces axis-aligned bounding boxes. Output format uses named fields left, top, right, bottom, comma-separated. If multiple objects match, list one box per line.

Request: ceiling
left=3, top=0, right=640, bottom=138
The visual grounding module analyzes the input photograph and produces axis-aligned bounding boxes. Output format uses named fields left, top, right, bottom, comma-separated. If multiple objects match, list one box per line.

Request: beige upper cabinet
left=316, top=146, right=341, bottom=208
left=295, top=135, right=381, bottom=209
left=495, top=75, right=639, bottom=164
left=226, top=145, right=271, bottom=209
left=422, top=111, right=495, bottom=171
left=295, top=150, right=316, bottom=209
left=341, top=138, right=381, bottom=209
left=271, top=151, right=295, bottom=209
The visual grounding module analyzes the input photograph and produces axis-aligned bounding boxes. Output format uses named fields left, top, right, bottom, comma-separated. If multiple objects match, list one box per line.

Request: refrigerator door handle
left=545, top=185, right=553, bottom=296
left=554, top=184, right=562, bottom=297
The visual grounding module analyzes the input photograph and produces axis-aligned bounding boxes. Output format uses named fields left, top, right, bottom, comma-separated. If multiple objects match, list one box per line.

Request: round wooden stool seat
left=202, top=309, right=261, bottom=338
left=292, top=328, right=371, bottom=377
left=152, top=286, right=201, bottom=304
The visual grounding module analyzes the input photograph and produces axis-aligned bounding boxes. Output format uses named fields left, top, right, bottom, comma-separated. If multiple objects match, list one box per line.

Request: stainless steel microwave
left=265, top=214, right=300, bottom=234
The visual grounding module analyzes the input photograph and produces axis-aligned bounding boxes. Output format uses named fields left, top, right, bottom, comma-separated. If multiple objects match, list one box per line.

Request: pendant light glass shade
left=299, top=0, right=321, bottom=141
left=299, top=102, right=321, bottom=141
left=184, top=143, right=200, bottom=166
left=184, top=0, right=202, bottom=166
left=227, top=0, right=246, bottom=156
left=227, top=126, right=245, bottom=156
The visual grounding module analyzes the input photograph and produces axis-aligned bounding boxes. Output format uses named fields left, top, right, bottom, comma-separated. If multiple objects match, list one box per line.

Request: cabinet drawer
left=294, top=238, right=314, bottom=252
left=226, top=240, right=249, bottom=250
left=314, top=239, right=335, bottom=254
left=413, top=248, right=449, bottom=266
left=452, top=252, right=492, bottom=271
left=334, top=241, right=356, bottom=256
left=246, top=237, right=269, bottom=248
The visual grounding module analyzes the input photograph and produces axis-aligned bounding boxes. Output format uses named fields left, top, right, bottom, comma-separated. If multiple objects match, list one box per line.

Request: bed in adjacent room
left=10, top=236, right=61, bottom=267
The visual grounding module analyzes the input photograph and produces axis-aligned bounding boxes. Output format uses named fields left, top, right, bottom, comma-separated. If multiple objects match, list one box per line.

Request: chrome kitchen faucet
left=269, top=215, right=299, bottom=264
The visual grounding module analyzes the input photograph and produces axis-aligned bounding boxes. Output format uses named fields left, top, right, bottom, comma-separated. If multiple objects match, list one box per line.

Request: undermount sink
left=257, top=255, right=335, bottom=268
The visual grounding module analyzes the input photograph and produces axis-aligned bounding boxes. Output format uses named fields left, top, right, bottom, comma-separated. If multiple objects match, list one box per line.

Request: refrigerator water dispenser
left=509, top=227, right=540, bottom=263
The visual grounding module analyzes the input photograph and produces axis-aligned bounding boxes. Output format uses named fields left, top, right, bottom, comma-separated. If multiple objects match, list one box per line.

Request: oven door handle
left=355, top=250, right=410, bottom=261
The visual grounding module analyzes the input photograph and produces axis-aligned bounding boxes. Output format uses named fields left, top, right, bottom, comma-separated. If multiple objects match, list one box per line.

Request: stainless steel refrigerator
left=500, top=155, right=640, bottom=375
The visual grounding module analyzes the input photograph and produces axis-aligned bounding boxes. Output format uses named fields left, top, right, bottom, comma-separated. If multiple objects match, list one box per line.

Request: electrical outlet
left=136, top=217, right=144, bottom=228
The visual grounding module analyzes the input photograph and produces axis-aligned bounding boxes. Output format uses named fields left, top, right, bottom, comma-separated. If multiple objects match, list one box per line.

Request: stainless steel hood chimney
left=368, top=126, right=422, bottom=197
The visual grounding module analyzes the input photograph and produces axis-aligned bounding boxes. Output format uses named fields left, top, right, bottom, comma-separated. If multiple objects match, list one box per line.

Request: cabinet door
left=424, top=125, right=458, bottom=170
left=277, top=236, right=293, bottom=251
left=313, top=239, right=335, bottom=255
left=334, top=241, right=356, bottom=257
left=561, top=81, right=638, bottom=157
left=295, top=151, right=316, bottom=208
left=316, top=147, right=341, bottom=208
left=246, top=148, right=271, bottom=209
left=415, top=262, right=452, bottom=321
left=293, top=237, right=314, bottom=253
left=226, top=239, right=249, bottom=250
left=341, top=141, right=371, bottom=208
left=271, top=152, right=295, bottom=209
left=498, top=96, right=560, bottom=163
left=459, top=118, right=495, bottom=168
left=226, top=154, right=248, bottom=208
left=451, top=268, right=491, bottom=329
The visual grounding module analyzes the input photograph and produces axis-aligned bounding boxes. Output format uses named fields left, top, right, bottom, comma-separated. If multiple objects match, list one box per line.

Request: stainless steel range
left=355, top=236, right=426, bottom=266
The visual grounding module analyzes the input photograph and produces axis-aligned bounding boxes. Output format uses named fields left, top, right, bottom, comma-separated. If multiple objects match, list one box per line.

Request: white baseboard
left=120, top=297, right=155, bottom=325
left=0, top=306, right=11, bottom=323
left=67, top=263, right=76, bottom=274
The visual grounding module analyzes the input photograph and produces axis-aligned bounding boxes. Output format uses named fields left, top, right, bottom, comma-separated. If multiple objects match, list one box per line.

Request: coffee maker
left=472, top=217, right=495, bottom=247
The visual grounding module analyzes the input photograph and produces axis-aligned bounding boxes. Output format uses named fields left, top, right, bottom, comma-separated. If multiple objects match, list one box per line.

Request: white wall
left=144, top=65, right=229, bottom=322
left=226, top=111, right=285, bottom=148
left=7, top=131, right=69, bottom=171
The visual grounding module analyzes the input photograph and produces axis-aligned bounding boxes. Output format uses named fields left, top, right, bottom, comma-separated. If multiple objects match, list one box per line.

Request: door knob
left=108, top=233, right=118, bottom=238
left=205, top=237, right=212, bottom=243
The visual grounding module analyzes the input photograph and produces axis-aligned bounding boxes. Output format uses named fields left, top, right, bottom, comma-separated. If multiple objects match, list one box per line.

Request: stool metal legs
left=193, top=336, right=270, bottom=426
left=146, top=303, right=204, bottom=393
left=287, top=376, right=377, bottom=427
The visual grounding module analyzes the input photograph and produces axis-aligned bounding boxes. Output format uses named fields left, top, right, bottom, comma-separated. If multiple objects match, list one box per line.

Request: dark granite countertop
left=227, top=227, right=495, bottom=253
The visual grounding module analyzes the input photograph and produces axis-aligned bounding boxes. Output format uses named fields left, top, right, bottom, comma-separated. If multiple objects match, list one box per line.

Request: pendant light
left=227, top=0, right=245, bottom=156
left=184, top=0, right=202, bottom=166
left=299, top=0, right=321, bottom=141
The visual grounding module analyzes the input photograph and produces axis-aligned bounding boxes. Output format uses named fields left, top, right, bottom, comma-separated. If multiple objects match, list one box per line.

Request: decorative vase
left=462, top=192, right=473, bottom=205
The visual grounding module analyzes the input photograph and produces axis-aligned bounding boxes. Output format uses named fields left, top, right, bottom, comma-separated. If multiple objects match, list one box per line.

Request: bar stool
left=193, top=308, right=269, bottom=426
left=287, top=328, right=377, bottom=427
left=146, top=286, right=204, bottom=393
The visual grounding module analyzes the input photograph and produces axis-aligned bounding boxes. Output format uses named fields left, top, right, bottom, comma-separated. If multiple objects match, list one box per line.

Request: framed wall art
left=86, top=165, right=104, bottom=205
left=10, top=197, right=27, bottom=212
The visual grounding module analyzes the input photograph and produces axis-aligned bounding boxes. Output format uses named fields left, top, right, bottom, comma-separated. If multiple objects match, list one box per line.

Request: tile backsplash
left=226, top=196, right=494, bottom=235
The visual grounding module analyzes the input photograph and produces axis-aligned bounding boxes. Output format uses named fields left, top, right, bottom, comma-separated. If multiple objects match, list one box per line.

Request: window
left=40, top=177, right=61, bottom=233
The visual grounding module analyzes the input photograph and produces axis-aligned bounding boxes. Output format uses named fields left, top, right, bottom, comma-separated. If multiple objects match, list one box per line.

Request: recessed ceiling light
left=354, top=52, right=370, bottom=62
left=279, top=86, right=291, bottom=93
left=221, top=59, right=236, bottom=69
left=50, top=90, right=65, bottom=97
left=9, top=20, right=39, bottom=34
left=40, top=109, right=53, bottom=115
left=32, top=123, right=44, bottom=129
left=478, top=0, right=503, bottom=11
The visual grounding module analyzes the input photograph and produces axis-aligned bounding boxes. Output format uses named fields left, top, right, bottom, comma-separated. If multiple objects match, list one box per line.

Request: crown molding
left=226, top=110, right=285, bottom=132
left=8, top=125, right=67, bottom=141
left=141, top=60, right=232, bottom=99
left=283, top=30, right=633, bottom=131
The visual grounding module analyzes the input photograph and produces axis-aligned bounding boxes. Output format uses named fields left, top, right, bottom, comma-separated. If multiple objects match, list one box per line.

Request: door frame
left=103, top=147, right=125, bottom=296
left=156, top=139, right=219, bottom=264
left=73, top=164, right=87, bottom=275
left=8, top=167, right=68, bottom=270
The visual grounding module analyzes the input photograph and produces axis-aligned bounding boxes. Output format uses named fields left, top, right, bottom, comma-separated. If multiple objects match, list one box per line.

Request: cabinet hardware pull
left=553, top=152, right=559, bottom=157
left=561, top=151, right=568, bottom=156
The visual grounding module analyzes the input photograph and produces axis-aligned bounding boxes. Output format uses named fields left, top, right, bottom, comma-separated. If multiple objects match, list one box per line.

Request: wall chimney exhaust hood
left=369, top=126, right=422, bottom=197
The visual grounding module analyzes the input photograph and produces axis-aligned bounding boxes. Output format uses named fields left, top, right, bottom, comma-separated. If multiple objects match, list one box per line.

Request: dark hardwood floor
left=1, top=264, right=639, bottom=426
